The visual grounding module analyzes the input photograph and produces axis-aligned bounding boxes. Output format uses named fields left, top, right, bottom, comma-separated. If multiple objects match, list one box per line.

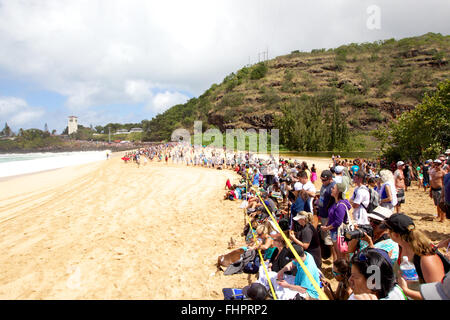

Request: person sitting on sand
left=290, top=211, right=322, bottom=269
left=276, top=244, right=321, bottom=300
left=248, top=224, right=274, bottom=259
left=321, top=259, right=352, bottom=300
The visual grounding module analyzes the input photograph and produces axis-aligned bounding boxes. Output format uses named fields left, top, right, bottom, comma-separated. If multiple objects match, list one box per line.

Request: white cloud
left=147, top=91, right=190, bottom=113
left=0, top=96, right=45, bottom=127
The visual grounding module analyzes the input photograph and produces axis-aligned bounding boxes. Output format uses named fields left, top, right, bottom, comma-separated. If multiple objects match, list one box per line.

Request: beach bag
left=243, top=255, right=260, bottom=274
left=223, top=288, right=246, bottom=300
left=337, top=202, right=353, bottom=253
left=336, top=229, right=348, bottom=253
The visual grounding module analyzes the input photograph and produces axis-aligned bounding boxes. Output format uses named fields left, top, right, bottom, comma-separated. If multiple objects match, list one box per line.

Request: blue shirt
left=351, top=165, right=359, bottom=175
left=293, top=252, right=321, bottom=299
left=318, top=181, right=335, bottom=218
left=253, top=173, right=260, bottom=186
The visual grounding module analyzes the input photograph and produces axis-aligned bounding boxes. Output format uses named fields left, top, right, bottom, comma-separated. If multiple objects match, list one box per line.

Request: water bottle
left=399, top=256, right=419, bottom=281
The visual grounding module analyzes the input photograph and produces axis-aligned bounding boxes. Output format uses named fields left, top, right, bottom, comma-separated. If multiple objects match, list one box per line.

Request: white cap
left=397, top=161, right=405, bottom=166
left=434, top=159, right=442, bottom=164
left=335, top=166, right=344, bottom=174
left=445, top=149, right=450, bottom=155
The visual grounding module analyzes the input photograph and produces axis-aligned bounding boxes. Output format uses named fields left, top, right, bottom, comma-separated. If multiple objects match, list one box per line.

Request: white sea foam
left=0, top=150, right=111, bottom=178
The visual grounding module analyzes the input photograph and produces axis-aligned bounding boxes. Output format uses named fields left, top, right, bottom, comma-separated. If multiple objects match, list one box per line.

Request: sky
left=0, top=0, right=449, bottom=133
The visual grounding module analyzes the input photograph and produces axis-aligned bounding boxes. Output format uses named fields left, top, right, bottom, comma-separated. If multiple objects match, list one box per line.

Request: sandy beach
left=0, top=154, right=448, bottom=299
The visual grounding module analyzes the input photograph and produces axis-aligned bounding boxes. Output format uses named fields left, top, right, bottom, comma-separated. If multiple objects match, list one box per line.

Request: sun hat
left=384, top=213, right=415, bottom=235
left=420, top=271, right=450, bottom=300
left=242, top=282, right=268, bottom=300
left=293, top=211, right=308, bottom=221
left=367, top=206, right=393, bottom=221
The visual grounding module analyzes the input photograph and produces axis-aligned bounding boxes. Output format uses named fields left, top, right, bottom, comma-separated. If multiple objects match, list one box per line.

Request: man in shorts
left=429, top=159, right=446, bottom=222
left=394, top=161, right=406, bottom=213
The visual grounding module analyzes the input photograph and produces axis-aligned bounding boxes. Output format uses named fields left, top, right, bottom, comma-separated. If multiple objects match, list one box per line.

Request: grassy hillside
left=142, top=32, right=450, bottom=150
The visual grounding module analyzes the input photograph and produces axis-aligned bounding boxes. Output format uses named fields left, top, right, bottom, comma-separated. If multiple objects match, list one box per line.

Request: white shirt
left=351, top=186, right=370, bottom=225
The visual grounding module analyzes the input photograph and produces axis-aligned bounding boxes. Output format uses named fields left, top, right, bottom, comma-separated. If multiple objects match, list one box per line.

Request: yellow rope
left=246, top=173, right=328, bottom=300
left=245, top=215, right=278, bottom=300
left=244, top=175, right=278, bottom=300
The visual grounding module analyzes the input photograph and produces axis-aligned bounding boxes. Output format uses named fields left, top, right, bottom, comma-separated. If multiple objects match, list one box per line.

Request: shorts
left=396, top=189, right=405, bottom=205
left=320, top=217, right=333, bottom=246
left=432, top=189, right=442, bottom=206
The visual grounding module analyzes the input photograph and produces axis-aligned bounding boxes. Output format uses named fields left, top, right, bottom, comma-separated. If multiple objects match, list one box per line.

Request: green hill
left=141, top=32, right=449, bottom=151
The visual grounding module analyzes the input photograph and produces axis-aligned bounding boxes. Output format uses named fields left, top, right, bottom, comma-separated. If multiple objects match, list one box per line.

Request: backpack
left=359, top=186, right=379, bottom=213
left=243, top=255, right=260, bottom=274
left=223, top=288, right=246, bottom=300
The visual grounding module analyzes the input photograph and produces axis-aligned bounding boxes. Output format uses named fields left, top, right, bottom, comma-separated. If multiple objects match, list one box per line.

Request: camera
left=344, top=224, right=373, bottom=241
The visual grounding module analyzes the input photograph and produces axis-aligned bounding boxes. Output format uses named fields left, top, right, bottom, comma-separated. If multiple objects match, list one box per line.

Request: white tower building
left=68, top=116, right=78, bottom=135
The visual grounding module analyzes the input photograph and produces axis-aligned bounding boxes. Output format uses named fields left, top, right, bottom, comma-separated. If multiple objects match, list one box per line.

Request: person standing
left=444, top=164, right=450, bottom=220
left=394, top=161, right=406, bottom=214
left=429, top=159, right=446, bottom=222
left=317, top=170, right=336, bottom=252
left=350, top=171, right=370, bottom=226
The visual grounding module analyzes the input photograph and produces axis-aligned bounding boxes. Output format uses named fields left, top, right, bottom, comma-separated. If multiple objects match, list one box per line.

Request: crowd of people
left=223, top=149, right=450, bottom=300
left=120, top=143, right=450, bottom=300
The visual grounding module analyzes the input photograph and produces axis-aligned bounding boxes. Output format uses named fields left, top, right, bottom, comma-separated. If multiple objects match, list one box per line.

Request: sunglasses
left=332, top=270, right=342, bottom=277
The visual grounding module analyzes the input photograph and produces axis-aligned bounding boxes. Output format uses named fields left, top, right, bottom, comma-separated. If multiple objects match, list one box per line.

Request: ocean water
left=0, top=151, right=111, bottom=178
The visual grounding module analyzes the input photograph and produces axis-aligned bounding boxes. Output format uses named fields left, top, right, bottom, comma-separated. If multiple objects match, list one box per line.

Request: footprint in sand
left=66, top=265, right=81, bottom=290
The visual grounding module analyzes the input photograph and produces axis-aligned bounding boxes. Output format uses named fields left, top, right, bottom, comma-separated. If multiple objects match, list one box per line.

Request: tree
left=1, top=122, right=12, bottom=137
left=378, top=80, right=450, bottom=161
left=95, top=125, right=104, bottom=133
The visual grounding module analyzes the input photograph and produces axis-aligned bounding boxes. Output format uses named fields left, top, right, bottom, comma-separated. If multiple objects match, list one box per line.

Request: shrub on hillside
left=250, top=62, right=268, bottom=80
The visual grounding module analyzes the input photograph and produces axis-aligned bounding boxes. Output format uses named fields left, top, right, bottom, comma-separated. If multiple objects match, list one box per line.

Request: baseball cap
left=335, top=166, right=344, bottom=174
left=434, top=159, right=442, bottom=164
left=320, top=170, right=333, bottom=180
left=242, top=282, right=268, bottom=300
left=420, top=271, right=450, bottom=300
left=384, top=213, right=415, bottom=235
left=445, top=149, right=450, bottom=155
left=336, top=182, right=347, bottom=193
left=368, top=206, right=393, bottom=221
left=397, top=161, right=405, bottom=166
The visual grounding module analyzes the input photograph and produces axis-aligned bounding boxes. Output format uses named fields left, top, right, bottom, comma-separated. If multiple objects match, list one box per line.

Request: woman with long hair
left=384, top=213, right=446, bottom=293
left=378, top=169, right=398, bottom=212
